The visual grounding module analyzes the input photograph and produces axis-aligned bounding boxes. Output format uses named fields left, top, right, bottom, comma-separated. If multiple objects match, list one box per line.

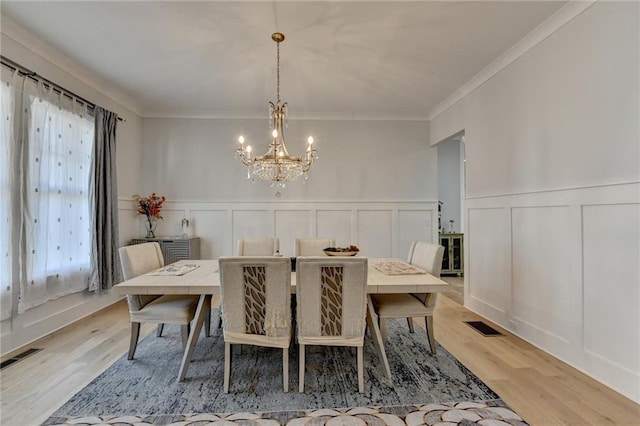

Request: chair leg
left=156, top=323, right=164, bottom=337
left=357, top=345, right=364, bottom=393
left=407, top=317, right=415, bottom=333
left=128, top=322, right=141, bottom=360
left=425, top=315, right=436, bottom=354
left=379, top=318, right=388, bottom=341
left=283, top=347, right=289, bottom=393
left=181, top=324, right=190, bottom=348
left=224, top=342, right=231, bottom=393
left=299, top=344, right=305, bottom=393
left=204, top=307, right=211, bottom=337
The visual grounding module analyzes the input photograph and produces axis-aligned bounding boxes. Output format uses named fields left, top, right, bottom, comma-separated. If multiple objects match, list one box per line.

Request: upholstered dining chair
left=218, top=256, right=292, bottom=393
left=295, top=238, right=336, bottom=256
left=237, top=238, right=280, bottom=256
left=370, top=241, right=445, bottom=354
left=296, top=256, right=368, bottom=393
left=118, top=242, right=203, bottom=360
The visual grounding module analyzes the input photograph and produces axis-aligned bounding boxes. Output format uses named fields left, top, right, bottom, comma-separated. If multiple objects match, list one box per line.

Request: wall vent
left=464, top=321, right=503, bottom=336
left=0, top=348, right=43, bottom=370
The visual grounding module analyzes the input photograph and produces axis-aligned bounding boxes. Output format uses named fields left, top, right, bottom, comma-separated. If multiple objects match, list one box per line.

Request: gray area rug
left=51, top=315, right=499, bottom=416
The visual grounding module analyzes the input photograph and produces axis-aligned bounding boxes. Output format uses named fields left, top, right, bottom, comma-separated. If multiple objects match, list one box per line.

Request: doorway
left=436, top=131, right=466, bottom=305
left=437, top=132, right=465, bottom=234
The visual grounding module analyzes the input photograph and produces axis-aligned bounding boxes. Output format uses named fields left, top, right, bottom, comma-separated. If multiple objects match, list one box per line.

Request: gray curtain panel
left=89, top=107, right=121, bottom=291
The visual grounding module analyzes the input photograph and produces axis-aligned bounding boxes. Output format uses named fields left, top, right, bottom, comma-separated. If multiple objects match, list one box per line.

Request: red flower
left=133, top=193, right=166, bottom=221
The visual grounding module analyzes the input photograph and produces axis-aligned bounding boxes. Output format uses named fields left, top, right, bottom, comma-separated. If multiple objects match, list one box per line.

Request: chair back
left=219, top=256, right=291, bottom=341
left=407, top=241, right=445, bottom=308
left=295, top=238, right=336, bottom=256
left=237, top=238, right=280, bottom=256
left=296, top=256, right=368, bottom=342
left=118, top=242, right=164, bottom=311
left=407, top=241, right=445, bottom=277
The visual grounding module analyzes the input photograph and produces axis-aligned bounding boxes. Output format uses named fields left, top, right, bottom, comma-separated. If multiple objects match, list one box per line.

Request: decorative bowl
left=323, top=246, right=360, bottom=257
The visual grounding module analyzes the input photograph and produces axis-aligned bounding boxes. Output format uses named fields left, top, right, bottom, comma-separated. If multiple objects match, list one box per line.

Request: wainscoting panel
left=232, top=210, right=272, bottom=253
left=582, top=203, right=640, bottom=376
left=122, top=200, right=437, bottom=261
left=118, top=208, right=139, bottom=247
left=357, top=210, right=393, bottom=258
left=397, top=210, right=434, bottom=262
left=316, top=210, right=353, bottom=247
left=511, top=206, right=577, bottom=346
left=275, top=210, right=312, bottom=256
left=154, top=209, right=188, bottom=237
left=190, top=210, right=228, bottom=259
left=464, top=182, right=640, bottom=403
left=466, top=207, right=510, bottom=319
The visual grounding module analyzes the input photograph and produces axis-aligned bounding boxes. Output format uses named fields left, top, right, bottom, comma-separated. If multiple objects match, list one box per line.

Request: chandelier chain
left=276, top=40, right=280, bottom=105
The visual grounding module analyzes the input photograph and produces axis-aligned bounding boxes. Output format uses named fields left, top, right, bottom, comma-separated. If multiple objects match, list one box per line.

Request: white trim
left=427, top=0, right=596, bottom=121
left=466, top=181, right=640, bottom=201
left=119, top=197, right=439, bottom=205
left=142, top=111, right=429, bottom=122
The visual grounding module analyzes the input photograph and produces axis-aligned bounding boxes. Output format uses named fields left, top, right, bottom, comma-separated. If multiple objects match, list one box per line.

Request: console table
left=129, top=237, right=200, bottom=264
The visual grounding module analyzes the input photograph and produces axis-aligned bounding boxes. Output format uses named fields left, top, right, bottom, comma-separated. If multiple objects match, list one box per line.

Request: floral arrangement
left=133, top=193, right=166, bottom=220
left=133, top=193, right=166, bottom=238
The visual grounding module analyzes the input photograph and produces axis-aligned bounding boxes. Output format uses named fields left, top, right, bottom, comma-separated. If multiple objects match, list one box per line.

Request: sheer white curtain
left=0, top=74, right=16, bottom=320
left=1, top=61, right=120, bottom=319
left=19, top=81, right=94, bottom=312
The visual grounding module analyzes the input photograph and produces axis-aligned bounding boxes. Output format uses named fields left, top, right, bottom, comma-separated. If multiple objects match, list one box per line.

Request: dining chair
left=118, top=242, right=204, bottom=360
left=218, top=256, right=292, bottom=393
left=370, top=241, right=445, bottom=354
left=296, top=256, right=368, bottom=393
left=237, top=238, right=280, bottom=256
left=294, top=238, right=335, bottom=256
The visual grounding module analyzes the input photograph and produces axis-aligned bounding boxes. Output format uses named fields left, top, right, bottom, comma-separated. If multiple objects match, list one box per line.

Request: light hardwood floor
left=1, top=290, right=638, bottom=425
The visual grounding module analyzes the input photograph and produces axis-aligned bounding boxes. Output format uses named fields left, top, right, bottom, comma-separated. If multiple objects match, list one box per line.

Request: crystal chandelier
left=235, top=32, right=318, bottom=188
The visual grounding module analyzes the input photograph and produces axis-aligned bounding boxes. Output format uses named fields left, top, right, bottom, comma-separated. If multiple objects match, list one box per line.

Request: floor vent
left=465, top=321, right=503, bottom=336
left=0, top=348, right=43, bottom=370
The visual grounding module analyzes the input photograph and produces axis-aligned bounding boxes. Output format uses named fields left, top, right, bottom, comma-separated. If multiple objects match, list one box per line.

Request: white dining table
left=113, top=258, right=451, bottom=382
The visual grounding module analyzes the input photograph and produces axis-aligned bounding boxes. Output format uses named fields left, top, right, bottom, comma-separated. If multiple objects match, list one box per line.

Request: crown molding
left=1, top=16, right=144, bottom=117
left=142, top=110, right=429, bottom=122
left=427, top=0, right=596, bottom=121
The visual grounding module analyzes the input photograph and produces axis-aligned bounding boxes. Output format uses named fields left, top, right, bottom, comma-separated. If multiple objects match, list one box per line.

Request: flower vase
left=145, top=218, right=158, bottom=238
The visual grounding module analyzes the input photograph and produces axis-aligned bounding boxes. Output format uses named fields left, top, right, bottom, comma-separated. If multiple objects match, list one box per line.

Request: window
left=19, top=94, right=95, bottom=311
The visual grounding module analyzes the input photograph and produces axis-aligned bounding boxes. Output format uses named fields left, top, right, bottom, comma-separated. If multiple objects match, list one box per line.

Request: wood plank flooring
left=1, top=290, right=638, bottom=425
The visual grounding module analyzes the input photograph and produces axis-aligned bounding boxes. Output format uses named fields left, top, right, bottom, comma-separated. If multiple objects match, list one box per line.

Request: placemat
left=373, top=261, right=426, bottom=275
left=145, top=263, right=200, bottom=276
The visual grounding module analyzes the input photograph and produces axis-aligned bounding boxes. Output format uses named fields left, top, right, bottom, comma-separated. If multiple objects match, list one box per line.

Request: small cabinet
left=130, top=237, right=200, bottom=264
left=439, top=233, right=463, bottom=276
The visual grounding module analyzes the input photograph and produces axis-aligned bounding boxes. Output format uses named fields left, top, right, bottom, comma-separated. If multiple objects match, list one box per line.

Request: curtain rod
left=0, top=55, right=124, bottom=122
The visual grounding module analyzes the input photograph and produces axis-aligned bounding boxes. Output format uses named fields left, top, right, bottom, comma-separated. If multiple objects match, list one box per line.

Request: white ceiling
left=1, top=1, right=566, bottom=120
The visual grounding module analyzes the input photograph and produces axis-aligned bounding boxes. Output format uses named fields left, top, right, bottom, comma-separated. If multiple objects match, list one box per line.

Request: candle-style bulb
left=239, top=135, right=245, bottom=144
left=246, top=145, right=252, bottom=153
left=272, top=129, right=278, bottom=138
left=308, top=136, right=314, bottom=145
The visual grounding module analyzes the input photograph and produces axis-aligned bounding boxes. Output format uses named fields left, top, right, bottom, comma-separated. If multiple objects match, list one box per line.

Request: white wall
left=139, top=118, right=434, bottom=201
left=118, top=118, right=439, bottom=260
left=1, top=20, right=143, bottom=355
left=430, top=1, right=640, bottom=402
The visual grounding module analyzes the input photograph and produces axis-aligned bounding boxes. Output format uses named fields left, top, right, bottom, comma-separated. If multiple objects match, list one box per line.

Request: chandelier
left=235, top=32, right=318, bottom=188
